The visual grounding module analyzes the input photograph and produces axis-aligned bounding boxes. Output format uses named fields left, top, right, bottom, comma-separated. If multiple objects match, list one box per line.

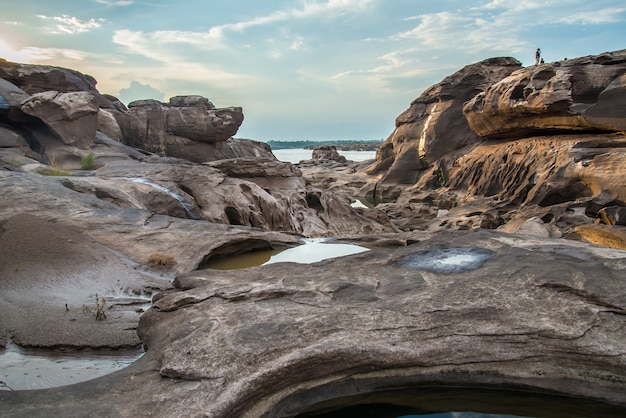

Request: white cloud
left=289, top=37, right=305, bottom=51
left=555, top=7, right=626, bottom=24
left=38, top=14, right=105, bottom=34
left=95, top=0, right=133, bottom=5
left=0, top=40, right=89, bottom=62
left=112, top=0, right=375, bottom=56
left=3, top=21, right=22, bottom=26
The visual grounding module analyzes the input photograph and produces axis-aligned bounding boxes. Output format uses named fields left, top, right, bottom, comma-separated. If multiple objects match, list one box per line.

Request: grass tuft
left=80, top=152, right=96, bottom=170
left=147, top=252, right=177, bottom=268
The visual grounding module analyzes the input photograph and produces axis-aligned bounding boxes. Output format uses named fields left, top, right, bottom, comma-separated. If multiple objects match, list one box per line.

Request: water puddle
left=293, top=386, right=626, bottom=417
left=201, top=238, right=369, bottom=270
left=130, top=177, right=201, bottom=219
left=397, top=246, right=494, bottom=274
left=0, top=341, right=143, bottom=391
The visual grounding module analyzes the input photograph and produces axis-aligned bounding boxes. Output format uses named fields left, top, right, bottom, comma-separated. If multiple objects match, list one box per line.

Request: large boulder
left=366, top=57, right=522, bottom=184
left=20, top=91, right=99, bottom=149
left=121, top=96, right=244, bottom=162
left=0, top=59, right=99, bottom=96
left=0, top=78, right=31, bottom=123
left=463, top=50, right=626, bottom=138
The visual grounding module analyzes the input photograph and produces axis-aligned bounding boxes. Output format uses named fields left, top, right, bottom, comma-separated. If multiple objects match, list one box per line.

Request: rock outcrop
left=366, top=57, right=522, bottom=184
left=121, top=96, right=245, bottom=162
left=20, top=91, right=99, bottom=149
left=2, top=51, right=626, bottom=417
left=0, top=59, right=251, bottom=163
left=463, top=51, right=626, bottom=137
left=1, top=230, right=625, bottom=416
left=359, top=50, right=626, bottom=248
left=311, top=145, right=347, bottom=163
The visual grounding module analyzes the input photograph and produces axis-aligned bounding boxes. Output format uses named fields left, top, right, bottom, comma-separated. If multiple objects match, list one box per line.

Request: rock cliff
left=361, top=50, right=626, bottom=249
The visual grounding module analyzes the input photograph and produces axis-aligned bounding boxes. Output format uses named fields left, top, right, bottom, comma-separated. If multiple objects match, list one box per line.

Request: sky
left=0, top=1, right=625, bottom=142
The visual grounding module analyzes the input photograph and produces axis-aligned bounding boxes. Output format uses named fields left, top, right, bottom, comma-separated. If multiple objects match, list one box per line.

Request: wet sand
left=0, top=213, right=171, bottom=349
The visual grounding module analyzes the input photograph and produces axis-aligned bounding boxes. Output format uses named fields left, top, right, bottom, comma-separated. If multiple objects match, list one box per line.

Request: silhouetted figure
left=540, top=58, right=545, bottom=64
left=535, top=48, right=541, bottom=65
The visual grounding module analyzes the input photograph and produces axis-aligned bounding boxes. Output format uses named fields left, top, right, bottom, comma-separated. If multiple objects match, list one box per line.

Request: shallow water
left=201, top=238, right=369, bottom=270
left=294, top=386, right=626, bottom=418
left=272, top=149, right=376, bottom=164
left=0, top=341, right=143, bottom=391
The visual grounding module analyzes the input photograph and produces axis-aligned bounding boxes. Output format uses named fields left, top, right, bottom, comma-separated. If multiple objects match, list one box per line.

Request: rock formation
left=121, top=96, right=245, bottom=162
left=311, top=145, right=347, bottom=163
left=1, top=51, right=626, bottom=417
left=463, top=52, right=626, bottom=137
left=1, top=230, right=625, bottom=416
left=359, top=50, right=626, bottom=249
left=0, top=59, right=249, bottom=163
left=366, top=57, right=522, bottom=184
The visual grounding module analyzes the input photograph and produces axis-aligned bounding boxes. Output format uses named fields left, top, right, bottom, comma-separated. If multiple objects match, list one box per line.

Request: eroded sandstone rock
left=122, top=96, right=244, bottom=162
left=2, top=230, right=625, bottom=417
left=463, top=50, right=626, bottom=138
left=366, top=57, right=522, bottom=184
left=20, top=91, right=99, bottom=149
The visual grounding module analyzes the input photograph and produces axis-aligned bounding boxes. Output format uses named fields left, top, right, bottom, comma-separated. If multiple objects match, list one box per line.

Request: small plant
left=39, top=153, right=70, bottom=176
left=38, top=167, right=71, bottom=176
left=2, top=157, right=22, bottom=168
left=147, top=252, right=177, bottom=268
left=95, top=295, right=107, bottom=321
left=437, top=167, right=447, bottom=187
left=82, top=293, right=107, bottom=321
left=80, top=152, right=96, bottom=170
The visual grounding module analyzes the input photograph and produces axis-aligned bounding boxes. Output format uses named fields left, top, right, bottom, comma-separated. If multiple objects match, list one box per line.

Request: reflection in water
left=201, top=239, right=369, bottom=270
left=0, top=341, right=143, bottom=391
left=293, top=386, right=626, bottom=418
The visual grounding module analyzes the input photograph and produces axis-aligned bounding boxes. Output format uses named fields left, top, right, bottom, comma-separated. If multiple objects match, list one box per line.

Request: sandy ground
left=0, top=213, right=171, bottom=349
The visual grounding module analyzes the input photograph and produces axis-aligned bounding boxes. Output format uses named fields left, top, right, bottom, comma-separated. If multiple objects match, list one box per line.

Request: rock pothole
left=397, top=245, right=495, bottom=273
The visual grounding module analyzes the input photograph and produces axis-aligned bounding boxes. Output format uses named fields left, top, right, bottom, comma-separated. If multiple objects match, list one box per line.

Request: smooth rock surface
left=1, top=230, right=625, bottom=417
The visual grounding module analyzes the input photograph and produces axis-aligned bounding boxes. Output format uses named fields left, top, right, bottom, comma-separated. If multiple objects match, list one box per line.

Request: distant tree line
left=267, top=139, right=383, bottom=151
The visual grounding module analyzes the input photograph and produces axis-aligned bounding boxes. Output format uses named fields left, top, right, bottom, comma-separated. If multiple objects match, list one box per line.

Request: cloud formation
left=38, top=15, right=105, bottom=34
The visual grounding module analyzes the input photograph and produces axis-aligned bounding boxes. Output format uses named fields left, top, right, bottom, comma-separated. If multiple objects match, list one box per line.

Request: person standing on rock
left=535, top=48, right=541, bottom=65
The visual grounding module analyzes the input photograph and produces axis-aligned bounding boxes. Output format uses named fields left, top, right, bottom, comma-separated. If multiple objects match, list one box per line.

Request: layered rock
left=311, top=145, right=347, bottom=163
left=120, top=96, right=244, bottom=162
left=20, top=91, right=99, bottom=149
left=359, top=50, right=626, bottom=247
left=0, top=59, right=255, bottom=164
left=463, top=50, right=626, bottom=137
left=366, top=57, right=522, bottom=184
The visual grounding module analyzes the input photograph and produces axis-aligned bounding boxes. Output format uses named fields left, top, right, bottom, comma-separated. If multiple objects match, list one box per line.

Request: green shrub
left=80, top=153, right=96, bottom=170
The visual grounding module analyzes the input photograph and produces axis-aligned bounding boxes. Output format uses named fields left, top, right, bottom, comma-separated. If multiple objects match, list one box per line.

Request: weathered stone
left=122, top=96, right=244, bottom=162
left=463, top=50, right=626, bottom=138
left=366, top=57, right=522, bottom=185
left=0, top=213, right=170, bottom=348
left=1, top=230, right=625, bottom=417
left=311, top=145, right=347, bottom=163
left=0, top=60, right=98, bottom=96
left=20, top=91, right=98, bottom=149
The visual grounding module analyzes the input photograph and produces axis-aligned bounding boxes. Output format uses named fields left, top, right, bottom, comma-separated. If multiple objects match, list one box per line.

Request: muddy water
left=201, top=238, right=370, bottom=270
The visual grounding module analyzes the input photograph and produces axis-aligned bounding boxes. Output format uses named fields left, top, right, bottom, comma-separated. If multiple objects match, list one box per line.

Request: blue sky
left=1, top=0, right=625, bottom=141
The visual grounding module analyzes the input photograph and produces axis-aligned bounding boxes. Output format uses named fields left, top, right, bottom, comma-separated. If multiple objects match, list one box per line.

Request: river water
left=272, top=148, right=376, bottom=164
